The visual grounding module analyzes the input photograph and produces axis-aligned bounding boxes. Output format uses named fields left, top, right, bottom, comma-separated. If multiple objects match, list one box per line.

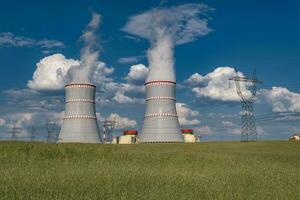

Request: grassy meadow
left=0, top=141, right=299, bottom=200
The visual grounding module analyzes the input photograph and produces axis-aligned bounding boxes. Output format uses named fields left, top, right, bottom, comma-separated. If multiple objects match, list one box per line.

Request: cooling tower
left=141, top=81, right=183, bottom=143
left=59, top=83, right=101, bottom=143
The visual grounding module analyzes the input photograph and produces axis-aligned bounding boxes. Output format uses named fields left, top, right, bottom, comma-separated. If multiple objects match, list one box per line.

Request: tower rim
left=65, top=83, right=96, bottom=88
left=145, top=80, right=176, bottom=86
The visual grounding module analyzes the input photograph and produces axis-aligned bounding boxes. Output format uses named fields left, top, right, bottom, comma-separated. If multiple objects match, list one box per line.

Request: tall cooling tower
left=59, top=83, right=101, bottom=143
left=141, top=80, right=183, bottom=143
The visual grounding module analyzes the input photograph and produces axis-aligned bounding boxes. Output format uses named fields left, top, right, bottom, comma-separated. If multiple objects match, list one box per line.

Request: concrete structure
left=59, top=83, right=101, bottom=143
left=111, top=137, right=118, bottom=144
left=289, top=134, right=300, bottom=141
left=141, top=81, right=183, bottom=143
left=181, top=129, right=199, bottom=143
left=118, top=130, right=138, bottom=144
left=183, top=134, right=197, bottom=143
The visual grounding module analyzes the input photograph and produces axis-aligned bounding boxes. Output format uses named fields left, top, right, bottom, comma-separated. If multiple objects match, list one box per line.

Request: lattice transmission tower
left=101, top=118, right=117, bottom=143
left=30, top=125, right=36, bottom=142
left=46, top=121, right=57, bottom=143
left=9, top=122, right=20, bottom=141
left=229, top=68, right=263, bottom=141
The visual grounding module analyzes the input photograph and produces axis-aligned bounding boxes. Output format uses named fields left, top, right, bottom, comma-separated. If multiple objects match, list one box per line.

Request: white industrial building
left=289, top=134, right=300, bottom=141
left=118, top=130, right=139, bottom=144
left=181, top=129, right=200, bottom=143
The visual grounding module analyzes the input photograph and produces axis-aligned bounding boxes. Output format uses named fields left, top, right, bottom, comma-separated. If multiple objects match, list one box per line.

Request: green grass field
left=0, top=141, right=299, bottom=200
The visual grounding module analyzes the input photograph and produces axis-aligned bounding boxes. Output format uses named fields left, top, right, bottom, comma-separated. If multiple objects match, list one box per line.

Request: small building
left=181, top=129, right=200, bottom=143
left=118, top=130, right=139, bottom=144
left=289, top=134, right=300, bottom=141
left=111, top=137, right=118, bottom=144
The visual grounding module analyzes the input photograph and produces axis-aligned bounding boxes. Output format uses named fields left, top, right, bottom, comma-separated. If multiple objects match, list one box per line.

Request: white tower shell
left=59, top=83, right=101, bottom=143
left=141, top=81, right=183, bottom=143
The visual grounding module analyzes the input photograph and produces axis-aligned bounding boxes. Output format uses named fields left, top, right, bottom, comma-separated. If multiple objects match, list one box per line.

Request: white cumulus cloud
left=27, top=54, right=79, bottom=90
left=27, top=53, right=115, bottom=91
left=5, top=111, right=64, bottom=130
left=184, top=73, right=206, bottom=86
left=92, top=62, right=114, bottom=86
left=186, top=67, right=250, bottom=101
left=0, top=118, right=6, bottom=126
left=185, top=67, right=300, bottom=114
left=106, top=113, right=137, bottom=129
left=125, top=64, right=149, bottom=84
left=113, top=92, right=136, bottom=104
left=262, top=87, right=300, bottom=112
left=176, top=103, right=200, bottom=126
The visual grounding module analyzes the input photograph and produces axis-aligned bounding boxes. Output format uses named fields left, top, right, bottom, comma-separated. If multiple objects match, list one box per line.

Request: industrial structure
left=10, top=122, right=20, bottom=141
left=59, top=83, right=101, bottom=143
left=289, top=134, right=300, bottom=141
left=229, top=68, right=263, bottom=142
left=46, top=121, right=58, bottom=143
left=118, top=130, right=139, bottom=144
left=30, top=125, right=36, bottom=142
left=141, top=80, right=184, bottom=143
left=101, top=118, right=117, bottom=143
left=181, top=129, right=200, bottom=143
left=112, top=129, right=200, bottom=144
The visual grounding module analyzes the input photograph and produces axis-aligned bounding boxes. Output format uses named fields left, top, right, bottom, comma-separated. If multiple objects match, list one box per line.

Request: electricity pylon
left=10, top=122, right=20, bottom=141
left=101, top=118, right=117, bottom=143
left=30, top=125, right=36, bottom=142
left=229, top=68, right=263, bottom=141
left=46, top=121, right=57, bottom=143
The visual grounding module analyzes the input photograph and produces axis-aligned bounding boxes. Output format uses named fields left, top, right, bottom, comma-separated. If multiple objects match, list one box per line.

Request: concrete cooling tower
left=141, top=80, right=184, bottom=143
left=59, top=83, right=101, bottom=143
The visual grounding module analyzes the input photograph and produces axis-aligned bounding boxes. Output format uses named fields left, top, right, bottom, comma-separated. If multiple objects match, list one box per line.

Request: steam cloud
left=68, top=12, right=102, bottom=83
left=122, top=4, right=213, bottom=82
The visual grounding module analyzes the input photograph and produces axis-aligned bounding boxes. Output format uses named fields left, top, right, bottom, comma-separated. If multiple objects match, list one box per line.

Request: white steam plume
left=147, top=34, right=175, bottom=81
left=68, top=13, right=101, bottom=83
left=122, top=4, right=213, bottom=82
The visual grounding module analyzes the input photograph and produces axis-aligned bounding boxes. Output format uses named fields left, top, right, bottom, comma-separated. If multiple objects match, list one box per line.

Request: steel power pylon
left=9, top=122, right=20, bottom=141
left=30, top=125, right=36, bottom=142
left=46, top=121, right=57, bottom=143
left=101, top=118, right=117, bottom=143
left=229, top=68, right=263, bottom=142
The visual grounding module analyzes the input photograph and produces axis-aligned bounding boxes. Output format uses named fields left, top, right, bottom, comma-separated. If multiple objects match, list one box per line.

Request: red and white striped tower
left=59, top=83, right=101, bottom=143
left=141, top=80, right=183, bottom=143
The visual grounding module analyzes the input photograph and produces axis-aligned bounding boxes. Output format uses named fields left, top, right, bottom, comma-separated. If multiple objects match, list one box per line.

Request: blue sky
left=1, top=0, right=300, bottom=141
